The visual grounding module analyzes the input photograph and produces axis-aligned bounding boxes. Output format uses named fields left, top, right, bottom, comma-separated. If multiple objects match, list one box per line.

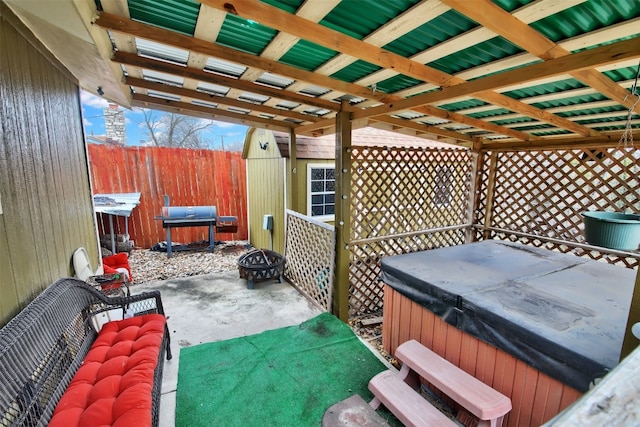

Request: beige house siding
left=243, top=128, right=450, bottom=253
left=245, top=129, right=286, bottom=253
left=0, top=10, right=99, bottom=326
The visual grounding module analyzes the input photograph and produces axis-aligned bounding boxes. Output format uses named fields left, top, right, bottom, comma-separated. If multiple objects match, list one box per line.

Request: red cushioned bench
left=369, top=340, right=511, bottom=427
left=0, top=278, right=172, bottom=426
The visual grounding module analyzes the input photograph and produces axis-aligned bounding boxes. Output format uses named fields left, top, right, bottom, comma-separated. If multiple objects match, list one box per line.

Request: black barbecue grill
left=155, top=199, right=237, bottom=257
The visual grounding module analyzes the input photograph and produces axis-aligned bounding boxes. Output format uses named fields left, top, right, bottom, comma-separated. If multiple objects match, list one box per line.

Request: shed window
left=307, top=164, right=335, bottom=221
left=434, top=166, right=453, bottom=206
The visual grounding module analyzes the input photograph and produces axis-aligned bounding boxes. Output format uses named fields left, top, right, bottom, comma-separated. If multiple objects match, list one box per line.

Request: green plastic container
left=582, top=211, right=640, bottom=251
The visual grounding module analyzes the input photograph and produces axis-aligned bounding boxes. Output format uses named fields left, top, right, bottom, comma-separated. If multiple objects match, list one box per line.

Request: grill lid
left=161, top=206, right=217, bottom=220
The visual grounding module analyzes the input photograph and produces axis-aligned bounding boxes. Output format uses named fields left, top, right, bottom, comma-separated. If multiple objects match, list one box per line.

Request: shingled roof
left=273, top=126, right=455, bottom=159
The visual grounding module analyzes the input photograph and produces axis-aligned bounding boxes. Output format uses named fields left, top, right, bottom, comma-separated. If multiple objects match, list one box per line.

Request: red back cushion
left=102, top=253, right=132, bottom=281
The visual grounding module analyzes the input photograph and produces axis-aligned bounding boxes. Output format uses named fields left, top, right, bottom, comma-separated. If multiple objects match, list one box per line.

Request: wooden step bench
left=369, top=370, right=457, bottom=427
left=369, top=340, right=512, bottom=427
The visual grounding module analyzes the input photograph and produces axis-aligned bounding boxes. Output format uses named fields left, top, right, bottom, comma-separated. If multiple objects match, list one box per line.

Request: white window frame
left=307, top=163, right=335, bottom=222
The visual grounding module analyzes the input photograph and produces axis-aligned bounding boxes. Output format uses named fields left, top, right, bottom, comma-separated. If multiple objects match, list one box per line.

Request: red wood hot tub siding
left=382, top=284, right=582, bottom=427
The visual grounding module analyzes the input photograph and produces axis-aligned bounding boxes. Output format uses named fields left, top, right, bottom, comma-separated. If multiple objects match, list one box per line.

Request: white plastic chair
left=72, top=247, right=103, bottom=280
left=73, top=247, right=124, bottom=328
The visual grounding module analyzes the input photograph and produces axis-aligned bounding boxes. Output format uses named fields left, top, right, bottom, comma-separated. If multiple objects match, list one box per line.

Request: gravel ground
left=127, top=240, right=252, bottom=285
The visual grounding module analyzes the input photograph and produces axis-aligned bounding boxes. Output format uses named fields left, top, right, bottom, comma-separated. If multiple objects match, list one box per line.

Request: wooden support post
left=465, top=140, right=484, bottom=243
left=287, top=129, right=298, bottom=212
left=621, top=268, right=640, bottom=360
left=334, top=100, right=352, bottom=322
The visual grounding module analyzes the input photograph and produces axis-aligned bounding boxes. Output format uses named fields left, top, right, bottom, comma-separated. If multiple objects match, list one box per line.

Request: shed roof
left=7, top=0, right=640, bottom=150
left=273, top=126, right=454, bottom=159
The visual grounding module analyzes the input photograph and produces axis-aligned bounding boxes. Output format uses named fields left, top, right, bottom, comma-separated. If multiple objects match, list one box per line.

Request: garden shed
left=2, top=0, right=640, bottom=424
left=242, top=126, right=453, bottom=253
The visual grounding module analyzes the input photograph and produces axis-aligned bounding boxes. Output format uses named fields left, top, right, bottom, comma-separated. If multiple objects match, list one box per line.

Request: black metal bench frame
left=0, top=278, right=172, bottom=426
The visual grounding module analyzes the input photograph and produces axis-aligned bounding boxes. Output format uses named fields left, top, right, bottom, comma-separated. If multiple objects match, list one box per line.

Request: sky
left=80, top=90, right=249, bottom=151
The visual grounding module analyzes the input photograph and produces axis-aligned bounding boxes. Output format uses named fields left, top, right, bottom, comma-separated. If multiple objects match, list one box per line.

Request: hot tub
left=380, top=240, right=636, bottom=427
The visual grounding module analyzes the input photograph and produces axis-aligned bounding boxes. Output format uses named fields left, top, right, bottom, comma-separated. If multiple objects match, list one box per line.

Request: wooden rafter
left=352, top=0, right=584, bottom=92
left=322, top=0, right=584, bottom=107
left=95, top=13, right=397, bottom=104
left=245, top=0, right=340, bottom=107
left=126, top=77, right=322, bottom=124
left=351, top=37, right=640, bottom=119
left=313, top=0, right=450, bottom=77
left=370, top=116, right=475, bottom=145
left=132, top=94, right=295, bottom=131
left=112, top=51, right=339, bottom=111
left=442, top=0, right=640, bottom=115
left=200, top=0, right=601, bottom=137
left=96, top=12, right=500, bottom=143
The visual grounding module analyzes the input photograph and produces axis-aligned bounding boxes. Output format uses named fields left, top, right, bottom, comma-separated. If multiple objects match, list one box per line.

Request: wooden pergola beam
left=442, top=0, right=640, bottom=115
left=98, top=13, right=516, bottom=142
left=369, top=116, right=474, bottom=146
left=95, top=12, right=396, bottom=106
left=351, top=36, right=640, bottom=120
left=126, top=77, right=322, bottom=124
left=112, top=51, right=338, bottom=111
left=132, top=94, right=296, bottom=131
left=201, top=0, right=601, bottom=137
left=482, top=130, right=640, bottom=150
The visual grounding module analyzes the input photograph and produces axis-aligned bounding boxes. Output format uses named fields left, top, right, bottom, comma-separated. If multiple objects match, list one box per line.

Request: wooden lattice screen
left=349, top=147, right=473, bottom=315
left=474, top=147, right=640, bottom=269
left=283, top=209, right=335, bottom=312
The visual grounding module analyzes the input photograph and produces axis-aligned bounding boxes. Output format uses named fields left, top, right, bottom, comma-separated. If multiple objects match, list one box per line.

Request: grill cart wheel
left=237, top=249, right=284, bottom=289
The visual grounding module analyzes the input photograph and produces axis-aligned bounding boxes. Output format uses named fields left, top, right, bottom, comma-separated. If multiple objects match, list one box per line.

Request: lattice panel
left=350, top=147, right=473, bottom=241
left=284, top=210, right=335, bottom=312
left=349, top=229, right=467, bottom=314
left=475, top=147, right=639, bottom=268
left=348, top=146, right=473, bottom=315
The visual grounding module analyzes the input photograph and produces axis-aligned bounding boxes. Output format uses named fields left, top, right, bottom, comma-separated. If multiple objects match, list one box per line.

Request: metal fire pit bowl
left=238, top=249, right=284, bottom=289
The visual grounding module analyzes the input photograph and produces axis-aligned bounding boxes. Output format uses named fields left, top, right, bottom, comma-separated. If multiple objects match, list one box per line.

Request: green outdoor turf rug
left=175, top=312, right=389, bottom=426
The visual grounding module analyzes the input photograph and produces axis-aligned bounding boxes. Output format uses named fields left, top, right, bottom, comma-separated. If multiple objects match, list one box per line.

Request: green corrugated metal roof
left=330, top=60, right=381, bottom=84
left=511, top=123, right=554, bottom=131
left=603, top=66, right=640, bottom=82
left=493, top=0, right=532, bottom=10
left=374, top=75, right=422, bottom=94
left=576, top=114, right=640, bottom=125
left=504, top=79, right=587, bottom=100
left=469, top=108, right=512, bottom=119
left=320, top=0, right=421, bottom=40
left=261, top=0, right=301, bottom=14
left=491, top=117, right=537, bottom=126
left=113, top=0, right=640, bottom=143
left=530, top=1, right=640, bottom=44
left=532, top=93, right=607, bottom=110
left=279, top=40, right=337, bottom=71
left=216, top=15, right=277, bottom=55
left=429, top=36, right=523, bottom=75
left=439, top=99, right=488, bottom=112
left=559, top=105, right=631, bottom=117
left=127, top=0, right=199, bottom=35
left=591, top=123, right=636, bottom=131
left=530, top=129, right=572, bottom=136
left=383, top=9, right=477, bottom=57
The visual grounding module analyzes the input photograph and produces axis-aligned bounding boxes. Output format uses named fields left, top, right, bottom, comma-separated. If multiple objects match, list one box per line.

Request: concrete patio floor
left=132, top=270, right=324, bottom=427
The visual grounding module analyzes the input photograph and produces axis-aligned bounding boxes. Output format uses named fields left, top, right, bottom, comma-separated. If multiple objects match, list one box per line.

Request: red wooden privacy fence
left=88, top=145, right=248, bottom=249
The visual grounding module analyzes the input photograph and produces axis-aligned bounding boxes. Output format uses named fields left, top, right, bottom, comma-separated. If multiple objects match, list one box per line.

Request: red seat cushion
left=50, top=314, right=166, bottom=427
left=103, top=253, right=133, bottom=281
